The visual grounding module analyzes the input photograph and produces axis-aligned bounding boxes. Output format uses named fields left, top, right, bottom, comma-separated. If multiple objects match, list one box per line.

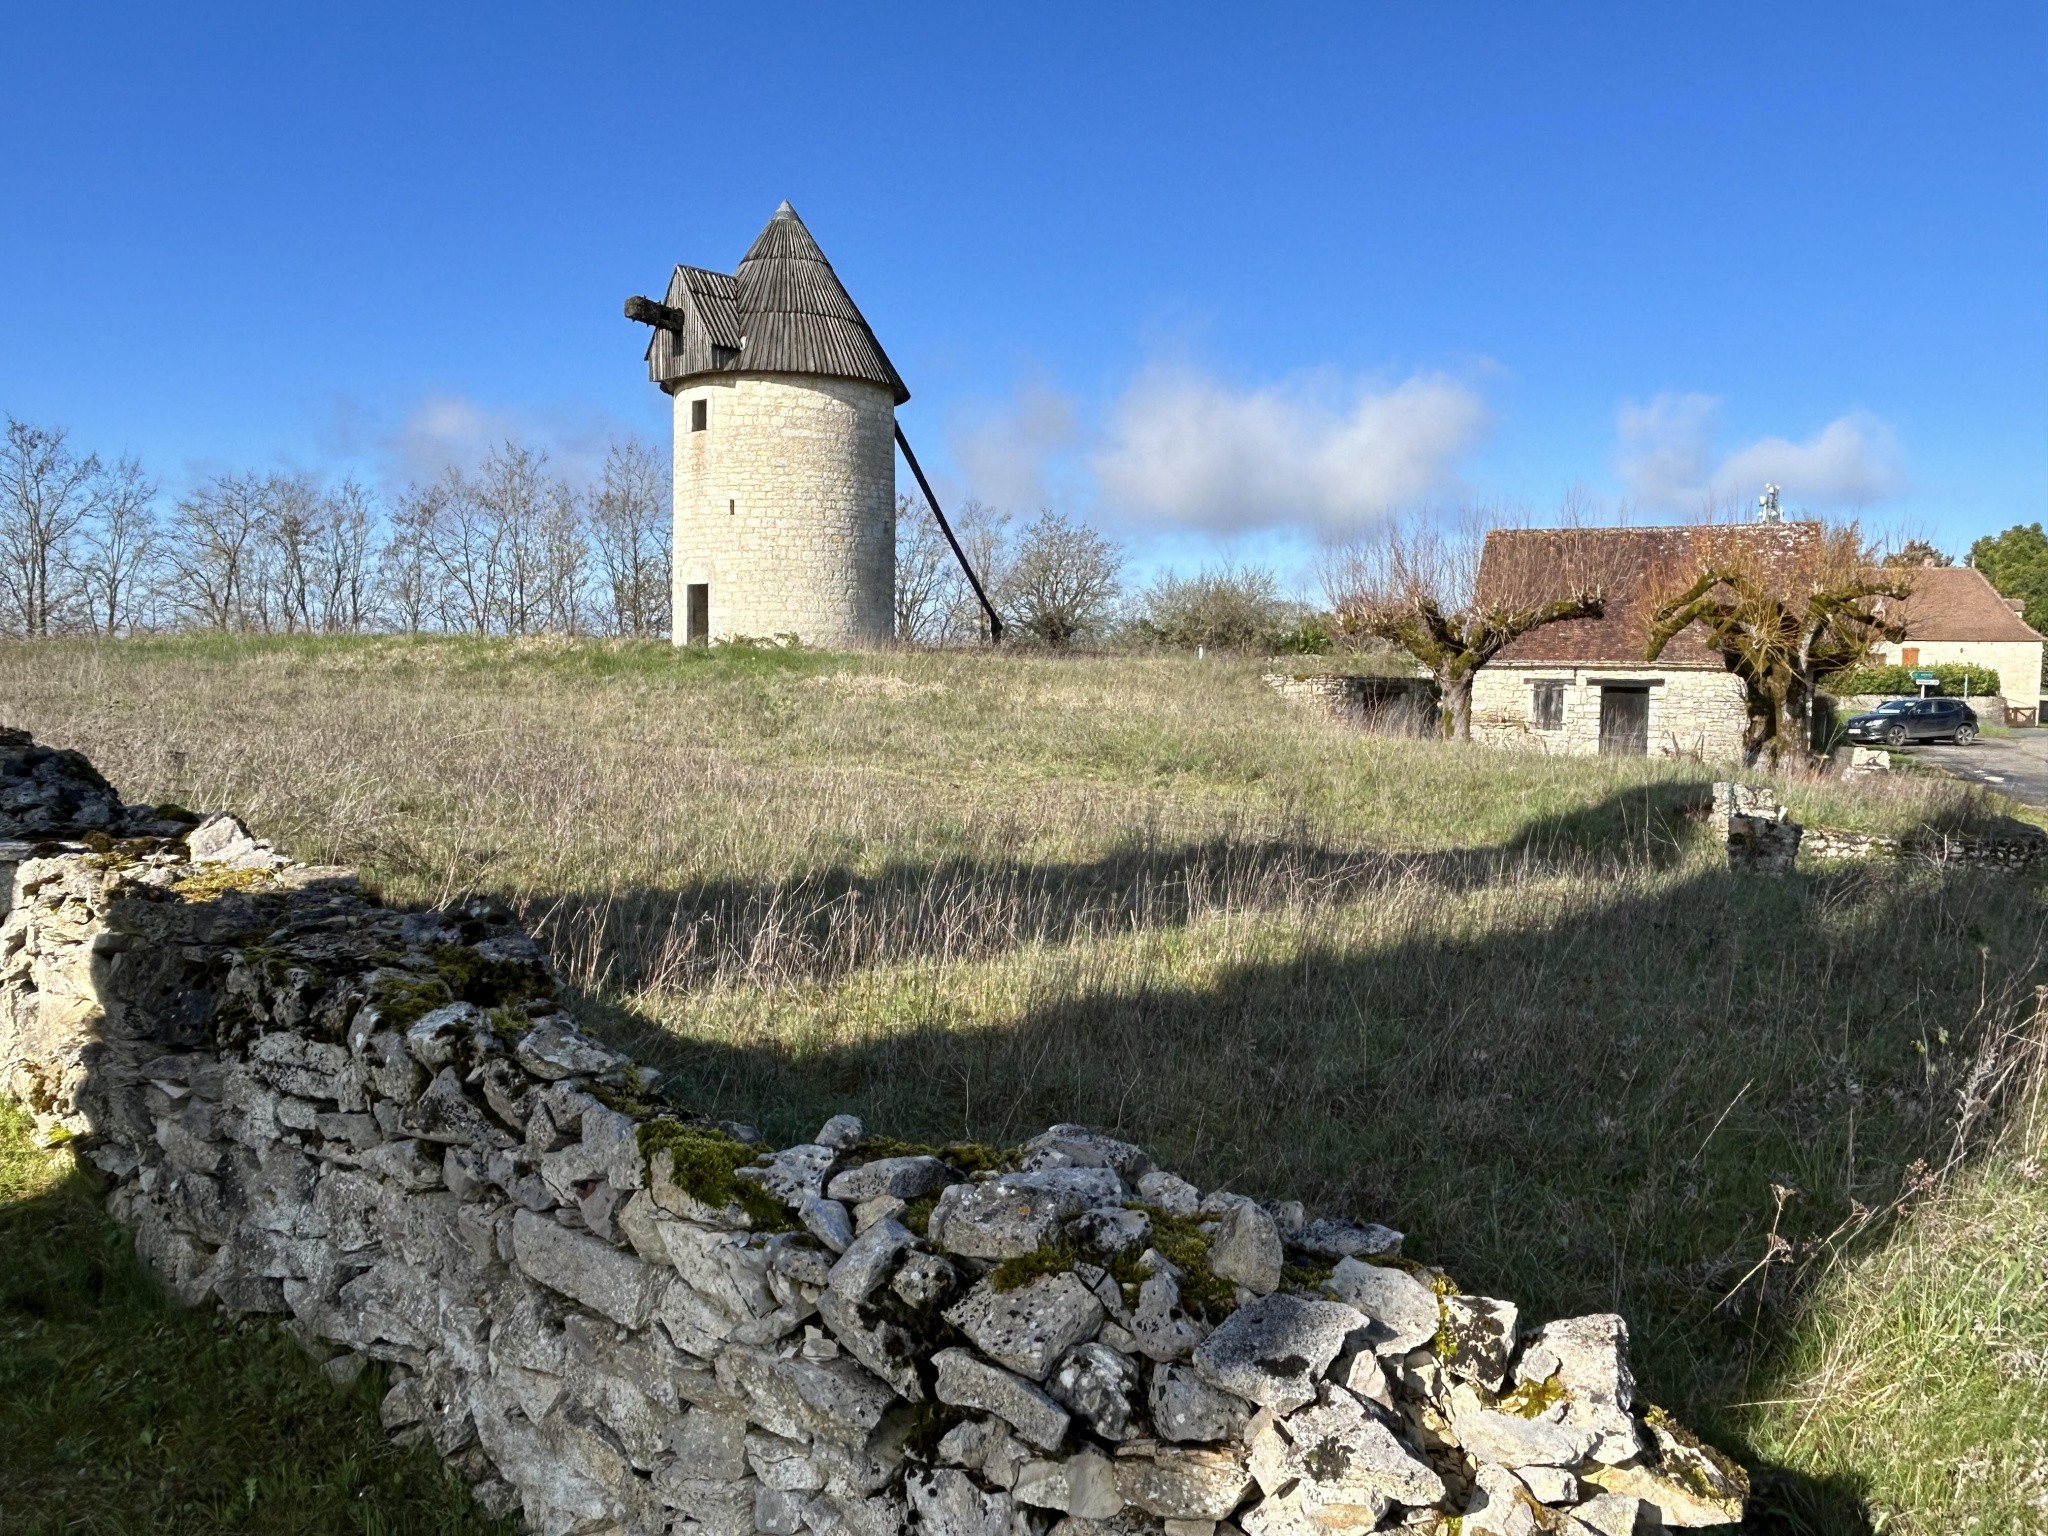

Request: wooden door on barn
left=1599, top=685, right=1649, bottom=756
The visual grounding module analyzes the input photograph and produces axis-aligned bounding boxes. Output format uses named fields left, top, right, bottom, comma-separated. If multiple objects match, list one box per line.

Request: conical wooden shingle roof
left=643, top=202, right=908, bottom=404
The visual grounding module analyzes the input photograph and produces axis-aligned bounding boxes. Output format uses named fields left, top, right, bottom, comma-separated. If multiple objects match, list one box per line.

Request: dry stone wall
left=1711, top=781, right=2048, bottom=874
left=1, top=730, right=1747, bottom=1536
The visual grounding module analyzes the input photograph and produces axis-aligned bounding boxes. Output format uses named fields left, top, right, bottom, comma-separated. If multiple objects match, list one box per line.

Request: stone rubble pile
left=1, top=731, right=1747, bottom=1535
left=1713, top=780, right=2047, bottom=874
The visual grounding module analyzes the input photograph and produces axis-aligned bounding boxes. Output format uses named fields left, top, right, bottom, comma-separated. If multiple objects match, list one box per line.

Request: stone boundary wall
left=1, top=730, right=1745, bottom=1536
left=1711, top=781, right=2048, bottom=874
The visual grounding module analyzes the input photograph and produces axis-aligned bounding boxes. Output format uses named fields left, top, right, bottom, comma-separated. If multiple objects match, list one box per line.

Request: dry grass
left=1737, top=1001, right=2048, bottom=1535
left=4, top=632, right=2045, bottom=1533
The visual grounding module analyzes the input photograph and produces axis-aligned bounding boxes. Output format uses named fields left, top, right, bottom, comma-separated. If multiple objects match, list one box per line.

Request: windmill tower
left=626, top=203, right=906, bottom=648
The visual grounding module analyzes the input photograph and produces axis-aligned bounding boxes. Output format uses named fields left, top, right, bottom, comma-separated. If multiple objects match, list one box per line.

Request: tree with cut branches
left=1646, top=524, right=1907, bottom=767
left=1324, top=514, right=1603, bottom=739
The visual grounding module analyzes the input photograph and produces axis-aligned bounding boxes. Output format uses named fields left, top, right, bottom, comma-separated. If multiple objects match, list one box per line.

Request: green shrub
left=1828, top=662, right=2002, bottom=698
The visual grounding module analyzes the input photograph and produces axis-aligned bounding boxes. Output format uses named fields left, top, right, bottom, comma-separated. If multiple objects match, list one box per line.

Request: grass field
left=3, top=633, right=2045, bottom=1534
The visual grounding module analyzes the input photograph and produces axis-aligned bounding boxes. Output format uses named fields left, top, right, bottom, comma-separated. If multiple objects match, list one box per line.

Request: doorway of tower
left=685, top=584, right=709, bottom=646
left=1598, top=684, right=1650, bottom=756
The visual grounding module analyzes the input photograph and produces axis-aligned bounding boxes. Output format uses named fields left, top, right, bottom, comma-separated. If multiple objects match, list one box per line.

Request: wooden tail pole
left=894, top=424, right=1003, bottom=643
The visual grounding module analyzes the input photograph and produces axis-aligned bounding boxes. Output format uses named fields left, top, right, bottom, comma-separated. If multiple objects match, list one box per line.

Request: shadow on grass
left=555, top=785, right=2043, bottom=1535
left=525, top=781, right=1715, bottom=996
left=0, top=1103, right=513, bottom=1536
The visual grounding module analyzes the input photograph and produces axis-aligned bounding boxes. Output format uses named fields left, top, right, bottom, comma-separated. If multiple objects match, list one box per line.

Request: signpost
left=1912, top=670, right=1940, bottom=698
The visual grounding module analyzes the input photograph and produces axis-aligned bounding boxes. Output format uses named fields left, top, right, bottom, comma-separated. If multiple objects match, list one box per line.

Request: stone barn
left=1469, top=522, right=1832, bottom=761
left=626, top=203, right=906, bottom=648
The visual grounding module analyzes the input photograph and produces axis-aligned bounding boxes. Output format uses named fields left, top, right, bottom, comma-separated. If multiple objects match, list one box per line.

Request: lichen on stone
left=1130, top=1204, right=1237, bottom=1319
left=850, top=1135, right=1015, bottom=1177
left=638, top=1119, right=793, bottom=1230
left=369, top=971, right=454, bottom=1030
left=1496, top=1371, right=1566, bottom=1419
left=170, top=865, right=277, bottom=902
left=989, top=1239, right=1083, bottom=1292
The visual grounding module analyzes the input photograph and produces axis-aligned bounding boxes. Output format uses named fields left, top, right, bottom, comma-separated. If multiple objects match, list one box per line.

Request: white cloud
left=321, top=393, right=648, bottom=492
left=1715, top=414, right=1905, bottom=509
left=1616, top=393, right=1906, bottom=513
left=950, top=384, right=1080, bottom=510
left=1091, top=367, right=1491, bottom=537
left=1614, top=393, right=1719, bottom=512
left=389, top=395, right=524, bottom=484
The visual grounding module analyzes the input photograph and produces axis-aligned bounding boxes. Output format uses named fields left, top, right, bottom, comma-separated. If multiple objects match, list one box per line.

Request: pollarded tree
left=1324, top=515, right=1603, bottom=739
left=1646, top=524, right=1907, bottom=768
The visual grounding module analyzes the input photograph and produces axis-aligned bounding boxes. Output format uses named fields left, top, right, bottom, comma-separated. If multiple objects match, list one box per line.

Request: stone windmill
left=626, top=202, right=999, bottom=648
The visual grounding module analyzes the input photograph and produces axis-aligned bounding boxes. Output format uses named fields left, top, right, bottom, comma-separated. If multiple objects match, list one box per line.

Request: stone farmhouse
left=627, top=203, right=907, bottom=649
left=1470, top=522, right=1822, bottom=761
left=1868, top=564, right=2043, bottom=720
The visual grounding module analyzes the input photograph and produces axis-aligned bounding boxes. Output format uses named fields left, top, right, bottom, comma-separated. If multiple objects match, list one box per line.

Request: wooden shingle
left=638, top=202, right=908, bottom=403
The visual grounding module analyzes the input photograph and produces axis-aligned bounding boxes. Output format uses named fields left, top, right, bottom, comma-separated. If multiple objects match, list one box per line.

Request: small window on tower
left=691, top=399, right=709, bottom=432
left=1531, top=681, right=1564, bottom=731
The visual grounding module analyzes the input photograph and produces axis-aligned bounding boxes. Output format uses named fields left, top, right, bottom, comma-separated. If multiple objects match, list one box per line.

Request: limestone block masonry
left=674, top=375, right=896, bottom=649
left=1711, top=782, right=2048, bottom=872
left=1, top=730, right=1747, bottom=1535
left=1473, top=666, right=1749, bottom=761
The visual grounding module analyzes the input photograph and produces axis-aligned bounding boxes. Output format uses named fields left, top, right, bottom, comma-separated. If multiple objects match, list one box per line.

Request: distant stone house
left=1869, top=565, right=2043, bottom=717
left=1469, top=523, right=1826, bottom=761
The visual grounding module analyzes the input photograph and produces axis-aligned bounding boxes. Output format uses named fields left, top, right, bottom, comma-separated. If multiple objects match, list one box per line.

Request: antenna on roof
left=1756, top=484, right=1782, bottom=524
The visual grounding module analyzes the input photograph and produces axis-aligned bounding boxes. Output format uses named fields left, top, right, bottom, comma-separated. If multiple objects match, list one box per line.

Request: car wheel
left=1885, top=723, right=1907, bottom=747
left=1955, top=724, right=1978, bottom=745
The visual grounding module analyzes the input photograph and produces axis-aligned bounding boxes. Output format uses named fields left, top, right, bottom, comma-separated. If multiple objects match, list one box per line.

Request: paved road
left=1897, top=731, right=2048, bottom=808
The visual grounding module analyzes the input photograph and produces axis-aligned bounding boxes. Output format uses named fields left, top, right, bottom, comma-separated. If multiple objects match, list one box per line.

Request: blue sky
left=2, top=4, right=2041, bottom=586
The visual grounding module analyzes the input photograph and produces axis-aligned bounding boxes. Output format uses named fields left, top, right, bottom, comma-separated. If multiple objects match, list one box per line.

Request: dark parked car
left=1843, top=697, right=1979, bottom=746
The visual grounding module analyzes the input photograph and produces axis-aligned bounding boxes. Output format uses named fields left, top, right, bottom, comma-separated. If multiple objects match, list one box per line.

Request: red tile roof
left=1885, top=565, right=2043, bottom=643
left=1480, top=523, right=1826, bottom=667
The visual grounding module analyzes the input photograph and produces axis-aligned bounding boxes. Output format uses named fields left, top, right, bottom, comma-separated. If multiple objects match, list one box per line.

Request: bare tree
left=168, top=473, right=271, bottom=632
left=315, top=479, right=378, bottom=632
left=1647, top=523, right=1906, bottom=767
left=425, top=465, right=505, bottom=635
left=1324, top=513, right=1604, bottom=739
left=534, top=476, right=587, bottom=635
left=1002, top=510, right=1123, bottom=648
left=894, top=493, right=956, bottom=644
left=70, top=458, right=159, bottom=636
left=589, top=440, right=668, bottom=637
left=379, top=482, right=445, bottom=634
left=0, top=417, right=107, bottom=635
left=415, top=442, right=588, bottom=636
left=1881, top=538, right=1953, bottom=569
left=260, top=474, right=324, bottom=634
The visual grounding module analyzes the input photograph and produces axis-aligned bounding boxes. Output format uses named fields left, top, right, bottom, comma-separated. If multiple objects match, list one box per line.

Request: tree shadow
left=521, top=784, right=1713, bottom=998
left=549, top=784, right=2042, bottom=1535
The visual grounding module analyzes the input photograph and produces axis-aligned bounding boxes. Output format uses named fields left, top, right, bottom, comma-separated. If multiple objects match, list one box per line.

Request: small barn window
left=1531, top=680, right=1564, bottom=731
left=691, top=399, right=709, bottom=432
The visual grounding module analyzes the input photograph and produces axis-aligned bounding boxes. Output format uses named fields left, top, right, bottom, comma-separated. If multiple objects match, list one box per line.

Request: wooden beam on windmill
left=624, top=295, right=689, bottom=331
